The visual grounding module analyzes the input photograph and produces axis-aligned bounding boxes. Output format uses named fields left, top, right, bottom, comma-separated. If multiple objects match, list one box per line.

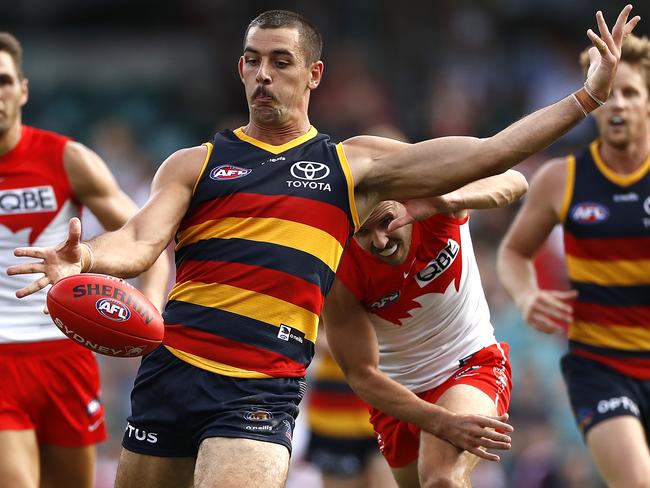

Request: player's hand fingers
left=467, top=446, right=501, bottom=462
left=16, top=276, right=51, bottom=298
left=611, top=5, right=633, bottom=45
left=387, top=215, right=414, bottom=232
left=529, top=313, right=564, bottom=334
left=13, top=247, right=47, bottom=259
left=587, top=29, right=609, bottom=57
left=479, top=416, right=514, bottom=433
left=68, top=217, right=82, bottom=245
left=623, top=15, right=641, bottom=40
left=476, top=437, right=512, bottom=450
left=6, top=262, right=45, bottom=276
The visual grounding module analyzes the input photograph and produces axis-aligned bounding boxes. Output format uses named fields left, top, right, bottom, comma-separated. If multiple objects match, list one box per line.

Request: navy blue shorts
left=306, top=433, right=379, bottom=476
left=122, top=346, right=306, bottom=457
left=561, top=353, right=650, bottom=439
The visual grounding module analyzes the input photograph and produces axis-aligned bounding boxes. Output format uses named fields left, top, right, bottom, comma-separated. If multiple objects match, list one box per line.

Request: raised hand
left=585, top=5, right=640, bottom=102
left=518, top=289, right=578, bottom=334
left=434, top=412, right=513, bottom=462
left=8, top=217, right=85, bottom=298
left=387, top=197, right=447, bottom=232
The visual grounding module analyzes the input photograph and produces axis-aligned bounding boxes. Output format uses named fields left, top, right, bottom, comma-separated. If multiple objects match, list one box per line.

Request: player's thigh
left=389, top=459, right=419, bottom=488
left=586, top=415, right=650, bottom=488
left=418, top=384, right=497, bottom=486
left=39, top=444, right=95, bottom=488
left=114, top=447, right=194, bottom=488
left=366, top=452, right=399, bottom=488
left=195, top=437, right=290, bottom=488
left=0, top=430, right=39, bottom=488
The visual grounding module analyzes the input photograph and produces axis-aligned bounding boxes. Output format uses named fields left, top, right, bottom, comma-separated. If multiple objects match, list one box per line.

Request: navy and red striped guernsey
left=162, top=127, right=359, bottom=378
left=560, top=140, right=650, bottom=379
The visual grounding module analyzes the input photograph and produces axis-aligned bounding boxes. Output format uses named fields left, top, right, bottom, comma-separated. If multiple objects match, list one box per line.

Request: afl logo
left=96, top=298, right=131, bottom=322
left=290, top=161, right=330, bottom=181
left=210, top=165, right=252, bottom=181
left=570, top=202, right=609, bottom=224
left=245, top=410, right=273, bottom=421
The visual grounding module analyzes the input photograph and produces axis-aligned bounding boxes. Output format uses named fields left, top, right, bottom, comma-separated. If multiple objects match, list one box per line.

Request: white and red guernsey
left=336, top=213, right=499, bottom=392
left=0, top=126, right=79, bottom=343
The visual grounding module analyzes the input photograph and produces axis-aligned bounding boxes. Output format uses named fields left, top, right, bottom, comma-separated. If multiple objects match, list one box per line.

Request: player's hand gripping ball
left=47, top=273, right=164, bottom=357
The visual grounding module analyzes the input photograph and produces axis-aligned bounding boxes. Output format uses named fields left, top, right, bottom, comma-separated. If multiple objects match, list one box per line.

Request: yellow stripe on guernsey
left=570, top=321, right=650, bottom=351
left=168, top=281, right=319, bottom=343
left=308, top=410, right=375, bottom=438
left=566, top=256, right=650, bottom=286
left=559, top=155, right=576, bottom=223
left=176, top=217, right=344, bottom=272
left=165, top=346, right=272, bottom=378
left=336, top=143, right=360, bottom=231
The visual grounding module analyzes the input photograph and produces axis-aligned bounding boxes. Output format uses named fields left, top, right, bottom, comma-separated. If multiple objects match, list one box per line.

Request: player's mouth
left=609, top=115, right=626, bottom=127
left=377, top=241, right=398, bottom=257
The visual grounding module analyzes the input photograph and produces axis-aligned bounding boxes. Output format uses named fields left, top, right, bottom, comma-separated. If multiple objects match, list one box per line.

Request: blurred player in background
left=498, top=33, right=650, bottom=488
left=306, top=335, right=396, bottom=488
left=324, top=170, right=526, bottom=488
left=7, top=7, right=639, bottom=488
left=0, top=32, right=170, bottom=488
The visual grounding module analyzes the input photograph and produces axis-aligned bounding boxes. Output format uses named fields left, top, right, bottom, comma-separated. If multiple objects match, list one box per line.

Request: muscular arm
left=323, top=278, right=513, bottom=462
left=10, top=145, right=207, bottom=297
left=388, top=170, right=528, bottom=229
left=64, top=142, right=171, bottom=308
left=497, top=159, right=576, bottom=333
left=346, top=7, right=637, bottom=220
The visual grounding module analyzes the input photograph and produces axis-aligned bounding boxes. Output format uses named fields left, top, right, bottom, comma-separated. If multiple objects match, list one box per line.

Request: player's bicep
left=501, top=159, right=567, bottom=258
left=322, top=278, right=379, bottom=376
left=124, top=146, right=207, bottom=250
left=64, top=141, right=138, bottom=230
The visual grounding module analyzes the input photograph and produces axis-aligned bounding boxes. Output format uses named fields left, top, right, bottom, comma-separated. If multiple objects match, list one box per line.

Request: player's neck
left=0, top=122, right=22, bottom=158
left=242, top=118, right=312, bottom=146
left=599, top=136, right=650, bottom=174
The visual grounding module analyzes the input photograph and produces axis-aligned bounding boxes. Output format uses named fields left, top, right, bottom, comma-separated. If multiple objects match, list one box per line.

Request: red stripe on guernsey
left=565, top=233, right=650, bottom=260
left=574, top=302, right=650, bottom=327
left=572, top=348, right=650, bottom=380
left=164, top=325, right=306, bottom=377
left=176, top=259, right=324, bottom=314
left=309, top=391, right=369, bottom=411
left=180, top=193, right=350, bottom=247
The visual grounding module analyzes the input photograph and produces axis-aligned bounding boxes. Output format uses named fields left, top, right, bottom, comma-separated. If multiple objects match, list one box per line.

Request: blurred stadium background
left=5, top=1, right=649, bottom=486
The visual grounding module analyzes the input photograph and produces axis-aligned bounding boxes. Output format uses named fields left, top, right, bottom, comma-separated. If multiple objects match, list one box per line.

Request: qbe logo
left=210, top=164, right=252, bottom=180
left=96, top=298, right=131, bottom=322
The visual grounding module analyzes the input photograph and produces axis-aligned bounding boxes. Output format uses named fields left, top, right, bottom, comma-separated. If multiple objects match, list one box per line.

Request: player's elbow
left=497, top=171, right=529, bottom=207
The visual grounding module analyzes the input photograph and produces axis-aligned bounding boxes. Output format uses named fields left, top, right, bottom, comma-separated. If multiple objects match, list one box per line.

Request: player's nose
left=255, top=61, right=272, bottom=84
left=370, top=230, right=389, bottom=250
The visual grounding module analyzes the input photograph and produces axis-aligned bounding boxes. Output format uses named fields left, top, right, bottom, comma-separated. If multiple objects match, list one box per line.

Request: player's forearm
left=81, top=228, right=165, bottom=280
left=345, top=365, right=450, bottom=434
left=442, top=170, right=528, bottom=211
left=496, top=245, right=540, bottom=311
left=137, top=251, right=171, bottom=311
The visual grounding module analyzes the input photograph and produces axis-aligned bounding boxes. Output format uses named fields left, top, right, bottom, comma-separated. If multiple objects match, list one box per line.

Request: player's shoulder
left=528, top=156, right=572, bottom=193
left=153, top=144, right=210, bottom=188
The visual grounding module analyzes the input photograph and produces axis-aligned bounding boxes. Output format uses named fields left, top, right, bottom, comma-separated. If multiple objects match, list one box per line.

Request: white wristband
left=80, top=243, right=95, bottom=273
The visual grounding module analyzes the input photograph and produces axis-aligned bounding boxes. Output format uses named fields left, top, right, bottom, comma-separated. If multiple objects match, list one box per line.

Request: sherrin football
left=47, top=273, right=164, bottom=357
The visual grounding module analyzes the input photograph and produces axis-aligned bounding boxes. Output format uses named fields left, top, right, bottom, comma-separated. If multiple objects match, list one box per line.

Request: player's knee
left=419, top=469, right=465, bottom=488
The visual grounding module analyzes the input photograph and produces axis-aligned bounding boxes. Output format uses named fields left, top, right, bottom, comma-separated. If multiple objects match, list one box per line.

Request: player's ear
left=20, top=77, right=28, bottom=107
left=237, top=57, right=245, bottom=83
left=308, top=61, right=323, bottom=90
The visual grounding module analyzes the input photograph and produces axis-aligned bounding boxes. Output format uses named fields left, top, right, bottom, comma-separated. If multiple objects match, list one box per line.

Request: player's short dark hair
left=0, top=32, right=24, bottom=79
left=580, top=34, right=650, bottom=95
left=244, top=10, right=323, bottom=65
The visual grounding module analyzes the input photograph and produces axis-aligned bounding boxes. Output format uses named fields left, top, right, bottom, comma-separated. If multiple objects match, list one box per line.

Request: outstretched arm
left=388, top=170, right=528, bottom=231
left=8, top=145, right=208, bottom=298
left=346, top=6, right=639, bottom=220
left=63, top=141, right=171, bottom=310
left=323, top=278, right=513, bottom=462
